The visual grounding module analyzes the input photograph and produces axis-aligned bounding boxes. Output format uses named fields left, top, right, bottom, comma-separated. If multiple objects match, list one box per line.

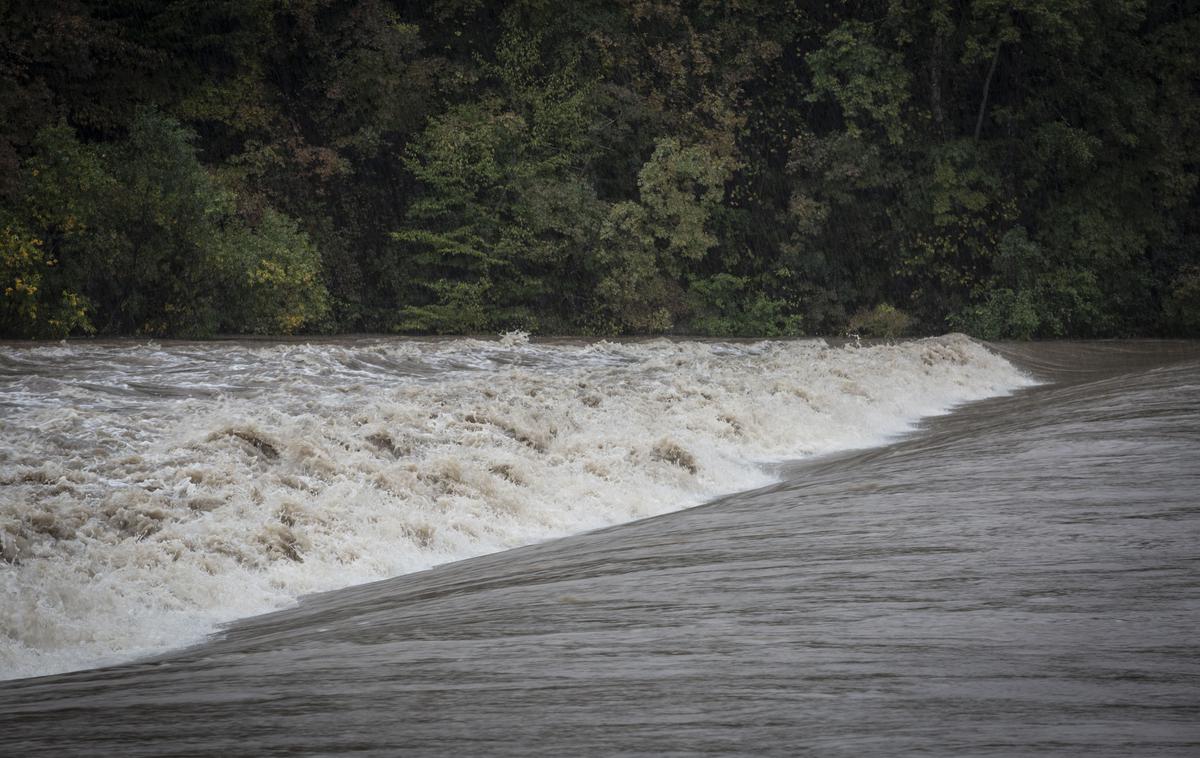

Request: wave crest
left=0, top=334, right=1031, bottom=679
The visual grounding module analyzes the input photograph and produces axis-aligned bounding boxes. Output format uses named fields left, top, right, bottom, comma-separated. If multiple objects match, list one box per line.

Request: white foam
left=0, top=334, right=1033, bottom=679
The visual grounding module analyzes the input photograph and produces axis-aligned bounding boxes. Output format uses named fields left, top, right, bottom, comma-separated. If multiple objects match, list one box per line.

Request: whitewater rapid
left=0, top=334, right=1032, bottom=680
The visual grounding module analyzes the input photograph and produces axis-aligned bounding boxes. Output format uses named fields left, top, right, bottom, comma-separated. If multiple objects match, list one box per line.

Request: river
left=1, top=336, right=1197, bottom=755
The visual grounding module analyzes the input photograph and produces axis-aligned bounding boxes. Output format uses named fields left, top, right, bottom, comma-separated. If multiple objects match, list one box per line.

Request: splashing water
left=0, top=334, right=1032, bottom=679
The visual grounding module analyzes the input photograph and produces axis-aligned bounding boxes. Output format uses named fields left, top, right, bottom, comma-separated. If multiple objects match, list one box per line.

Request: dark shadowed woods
left=2, top=0, right=1198, bottom=339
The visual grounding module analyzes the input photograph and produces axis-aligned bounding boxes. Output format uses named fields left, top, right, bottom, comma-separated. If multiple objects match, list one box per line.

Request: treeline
left=2, top=0, right=1198, bottom=339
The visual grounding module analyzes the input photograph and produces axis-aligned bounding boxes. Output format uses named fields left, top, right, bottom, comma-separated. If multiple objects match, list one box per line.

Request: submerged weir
left=1, top=338, right=1197, bottom=756
left=1, top=334, right=1029, bottom=679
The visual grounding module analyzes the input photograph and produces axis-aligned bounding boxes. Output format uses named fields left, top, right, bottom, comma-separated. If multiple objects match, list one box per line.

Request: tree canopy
left=2, top=0, right=1197, bottom=338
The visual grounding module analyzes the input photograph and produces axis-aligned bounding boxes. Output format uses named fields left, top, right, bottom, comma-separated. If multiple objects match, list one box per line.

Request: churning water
left=2, top=337, right=1197, bottom=756
left=0, top=334, right=1028, bottom=680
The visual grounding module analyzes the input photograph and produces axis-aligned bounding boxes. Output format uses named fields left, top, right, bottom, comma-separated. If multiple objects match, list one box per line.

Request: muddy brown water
left=1, top=340, right=1198, bottom=756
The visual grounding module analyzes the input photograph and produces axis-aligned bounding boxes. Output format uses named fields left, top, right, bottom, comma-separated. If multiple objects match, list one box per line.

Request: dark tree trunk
left=974, top=43, right=1002, bottom=142
left=930, top=30, right=945, bottom=138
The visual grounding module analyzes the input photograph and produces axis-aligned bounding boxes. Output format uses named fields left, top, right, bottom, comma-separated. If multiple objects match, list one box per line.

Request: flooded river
left=1, top=337, right=1197, bottom=755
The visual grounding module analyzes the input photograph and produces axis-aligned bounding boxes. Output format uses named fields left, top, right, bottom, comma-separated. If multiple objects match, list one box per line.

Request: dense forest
left=2, top=0, right=1198, bottom=339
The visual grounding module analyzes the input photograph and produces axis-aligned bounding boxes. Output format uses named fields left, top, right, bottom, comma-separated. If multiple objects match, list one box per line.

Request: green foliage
left=688, top=274, right=802, bottom=337
left=1163, top=267, right=1200, bottom=336
left=847, top=304, right=914, bottom=339
left=6, top=111, right=326, bottom=337
left=636, top=139, right=731, bottom=264
left=593, top=202, right=675, bottom=333
left=2, top=0, right=1197, bottom=338
left=807, top=22, right=912, bottom=145
left=951, top=289, right=1045, bottom=341
left=99, top=110, right=230, bottom=335
left=948, top=226, right=1119, bottom=339
left=898, top=141, right=1014, bottom=325
left=395, top=279, right=493, bottom=334
left=0, top=225, right=92, bottom=339
left=217, top=207, right=330, bottom=335
left=392, top=86, right=602, bottom=332
left=589, top=139, right=731, bottom=333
